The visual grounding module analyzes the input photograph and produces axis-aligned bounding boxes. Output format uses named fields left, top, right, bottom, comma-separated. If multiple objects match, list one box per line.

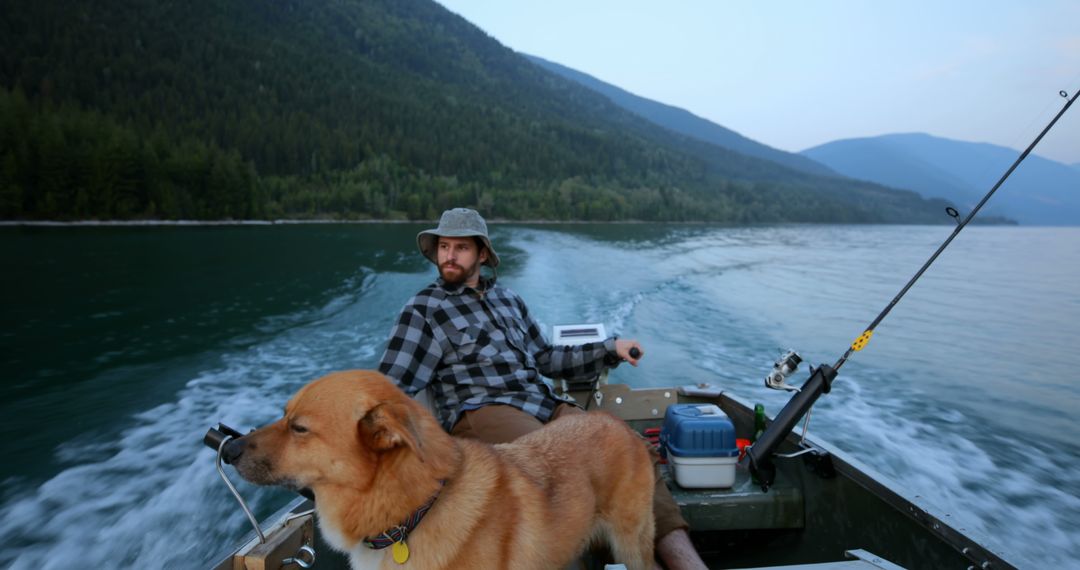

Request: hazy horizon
left=436, top=1, right=1080, bottom=165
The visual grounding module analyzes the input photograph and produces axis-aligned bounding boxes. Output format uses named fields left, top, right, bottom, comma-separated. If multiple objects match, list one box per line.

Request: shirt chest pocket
left=447, top=325, right=500, bottom=365
left=490, top=306, right=529, bottom=347
left=505, top=321, right=529, bottom=350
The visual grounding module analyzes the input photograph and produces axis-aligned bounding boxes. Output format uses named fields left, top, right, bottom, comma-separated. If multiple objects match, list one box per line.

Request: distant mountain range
left=526, top=54, right=836, bottom=178
left=524, top=55, right=1040, bottom=225
left=802, top=134, right=1080, bottom=225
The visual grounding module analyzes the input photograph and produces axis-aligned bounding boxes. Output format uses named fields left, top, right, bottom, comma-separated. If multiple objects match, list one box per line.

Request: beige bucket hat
left=416, top=208, right=500, bottom=268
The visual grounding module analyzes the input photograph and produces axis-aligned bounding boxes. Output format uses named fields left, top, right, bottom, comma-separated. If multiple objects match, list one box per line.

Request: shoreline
left=0, top=218, right=745, bottom=227
left=0, top=218, right=1034, bottom=227
left=0, top=219, right=404, bottom=227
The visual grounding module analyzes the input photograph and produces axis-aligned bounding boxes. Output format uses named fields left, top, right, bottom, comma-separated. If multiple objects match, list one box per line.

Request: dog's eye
left=290, top=423, right=309, bottom=434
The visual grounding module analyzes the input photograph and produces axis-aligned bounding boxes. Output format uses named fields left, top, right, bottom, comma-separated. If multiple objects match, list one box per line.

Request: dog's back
left=501, top=411, right=656, bottom=568
left=391, top=410, right=656, bottom=570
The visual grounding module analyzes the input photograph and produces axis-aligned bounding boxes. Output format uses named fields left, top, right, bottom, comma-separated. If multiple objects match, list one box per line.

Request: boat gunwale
left=208, top=495, right=315, bottom=570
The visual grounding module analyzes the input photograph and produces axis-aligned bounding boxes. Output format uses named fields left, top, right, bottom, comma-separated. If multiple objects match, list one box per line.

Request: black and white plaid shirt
left=378, top=277, right=617, bottom=430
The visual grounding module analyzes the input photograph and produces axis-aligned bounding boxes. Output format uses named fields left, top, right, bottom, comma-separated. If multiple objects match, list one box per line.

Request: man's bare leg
left=653, top=528, right=708, bottom=570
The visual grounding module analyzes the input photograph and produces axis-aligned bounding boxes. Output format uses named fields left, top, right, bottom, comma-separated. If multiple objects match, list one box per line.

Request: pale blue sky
left=436, top=1, right=1080, bottom=165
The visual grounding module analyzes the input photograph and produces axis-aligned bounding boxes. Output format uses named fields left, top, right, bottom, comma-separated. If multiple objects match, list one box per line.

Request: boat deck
left=664, top=462, right=804, bottom=532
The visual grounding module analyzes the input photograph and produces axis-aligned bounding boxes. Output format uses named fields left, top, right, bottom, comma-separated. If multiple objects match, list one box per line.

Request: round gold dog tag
left=392, top=540, right=410, bottom=564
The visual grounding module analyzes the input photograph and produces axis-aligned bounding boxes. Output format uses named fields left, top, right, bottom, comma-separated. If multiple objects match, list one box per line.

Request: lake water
left=1, top=223, right=1077, bottom=568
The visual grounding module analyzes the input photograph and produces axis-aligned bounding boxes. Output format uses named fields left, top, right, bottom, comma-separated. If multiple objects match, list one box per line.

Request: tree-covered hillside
left=0, top=0, right=950, bottom=222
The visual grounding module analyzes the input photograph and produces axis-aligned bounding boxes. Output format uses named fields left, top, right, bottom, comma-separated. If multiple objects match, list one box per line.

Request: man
left=378, top=208, right=707, bottom=570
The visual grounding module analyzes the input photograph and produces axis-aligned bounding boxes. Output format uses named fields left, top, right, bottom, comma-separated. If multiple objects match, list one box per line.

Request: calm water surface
left=1, top=223, right=1077, bottom=568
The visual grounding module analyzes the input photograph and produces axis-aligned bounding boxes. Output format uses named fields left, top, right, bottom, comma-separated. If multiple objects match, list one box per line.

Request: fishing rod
left=748, top=87, right=1079, bottom=491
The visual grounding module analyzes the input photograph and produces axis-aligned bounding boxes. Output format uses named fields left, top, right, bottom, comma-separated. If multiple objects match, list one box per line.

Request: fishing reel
left=765, top=349, right=802, bottom=392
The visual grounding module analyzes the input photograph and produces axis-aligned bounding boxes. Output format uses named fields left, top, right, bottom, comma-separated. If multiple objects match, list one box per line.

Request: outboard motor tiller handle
left=204, top=423, right=243, bottom=462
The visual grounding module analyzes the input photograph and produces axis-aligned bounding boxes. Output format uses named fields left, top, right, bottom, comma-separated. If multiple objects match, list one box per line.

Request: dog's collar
left=362, top=481, right=444, bottom=551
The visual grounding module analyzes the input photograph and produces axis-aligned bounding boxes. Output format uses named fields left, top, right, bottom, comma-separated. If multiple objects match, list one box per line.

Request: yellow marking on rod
left=851, top=330, right=873, bottom=351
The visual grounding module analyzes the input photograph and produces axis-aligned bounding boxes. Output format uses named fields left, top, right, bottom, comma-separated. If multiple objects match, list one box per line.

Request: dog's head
left=224, top=371, right=450, bottom=496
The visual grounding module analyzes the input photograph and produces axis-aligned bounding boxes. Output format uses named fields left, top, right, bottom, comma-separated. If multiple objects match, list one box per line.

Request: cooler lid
left=660, top=404, right=739, bottom=458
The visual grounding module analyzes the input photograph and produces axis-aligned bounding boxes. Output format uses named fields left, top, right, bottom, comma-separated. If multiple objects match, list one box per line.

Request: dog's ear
left=359, top=402, right=426, bottom=462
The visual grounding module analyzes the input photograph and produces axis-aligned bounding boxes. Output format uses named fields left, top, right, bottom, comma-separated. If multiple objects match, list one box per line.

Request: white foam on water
left=0, top=269, right=403, bottom=569
left=815, top=374, right=1080, bottom=567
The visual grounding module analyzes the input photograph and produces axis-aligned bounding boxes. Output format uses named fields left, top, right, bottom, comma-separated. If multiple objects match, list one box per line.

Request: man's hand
left=614, top=339, right=644, bottom=367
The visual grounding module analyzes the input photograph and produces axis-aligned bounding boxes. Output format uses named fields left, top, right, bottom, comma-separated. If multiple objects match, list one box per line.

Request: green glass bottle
left=753, top=403, right=767, bottom=442
left=751, top=403, right=767, bottom=487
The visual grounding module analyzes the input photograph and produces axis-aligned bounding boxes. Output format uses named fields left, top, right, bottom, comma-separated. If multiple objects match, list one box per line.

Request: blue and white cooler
left=659, top=403, right=739, bottom=488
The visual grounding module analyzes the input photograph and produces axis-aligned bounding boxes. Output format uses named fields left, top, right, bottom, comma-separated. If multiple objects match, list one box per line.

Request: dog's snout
left=222, top=437, right=247, bottom=464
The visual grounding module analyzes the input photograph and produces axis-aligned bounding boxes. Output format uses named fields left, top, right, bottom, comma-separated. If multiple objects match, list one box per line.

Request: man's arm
left=514, top=296, right=629, bottom=380
left=378, top=305, right=442, bottom=395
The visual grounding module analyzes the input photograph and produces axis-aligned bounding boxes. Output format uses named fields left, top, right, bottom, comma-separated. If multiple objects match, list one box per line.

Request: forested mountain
left=802, top=133, right=1080, bottom=225
left=1, top=0, right=950, bottom=222
left=526, top=55, right=836, bottom=177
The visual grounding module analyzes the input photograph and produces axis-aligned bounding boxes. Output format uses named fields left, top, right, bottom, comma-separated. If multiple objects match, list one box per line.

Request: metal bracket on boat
left=800, top=448, right=836, bottom=479
left=282, top=544, right=316, bottom=569
left=206, top=424, right=266, bottom=544
left=561, top=370, right=608, bottom=403
left=772, top=441, right=835, bottom=479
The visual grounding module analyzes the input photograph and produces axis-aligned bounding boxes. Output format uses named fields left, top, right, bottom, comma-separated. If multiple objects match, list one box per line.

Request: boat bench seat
left=662, top=463, right=804, bottom=531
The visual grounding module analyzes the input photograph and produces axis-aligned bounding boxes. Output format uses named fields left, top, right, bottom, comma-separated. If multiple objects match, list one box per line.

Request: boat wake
left=0, top=269, right=408, bottom=569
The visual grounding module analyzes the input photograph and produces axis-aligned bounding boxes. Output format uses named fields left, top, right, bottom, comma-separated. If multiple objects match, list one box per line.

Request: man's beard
left=439, top=261, right=476, bottom=285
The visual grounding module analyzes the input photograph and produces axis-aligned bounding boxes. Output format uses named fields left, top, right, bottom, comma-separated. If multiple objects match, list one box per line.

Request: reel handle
left=203, top=423, right=244, bottom=456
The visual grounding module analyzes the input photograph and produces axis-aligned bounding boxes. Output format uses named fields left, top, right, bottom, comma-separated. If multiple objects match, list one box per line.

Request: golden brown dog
left=225, top=370, right=655, bottom=569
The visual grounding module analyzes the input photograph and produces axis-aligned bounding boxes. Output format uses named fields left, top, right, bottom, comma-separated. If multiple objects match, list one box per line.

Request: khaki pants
left=451, top=403, right=689, bottom=540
